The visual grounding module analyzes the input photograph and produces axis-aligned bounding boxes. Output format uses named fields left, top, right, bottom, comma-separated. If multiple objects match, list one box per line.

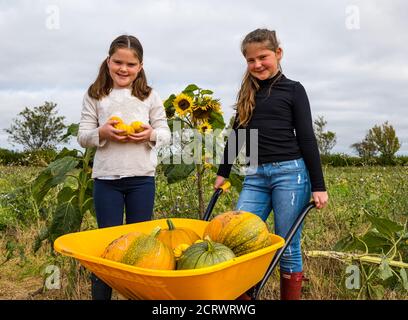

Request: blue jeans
left=93, top=176, right=155, bottom=228
left=92, top=176, right=155, bottom=299
left=235, top=158, right=311, bottom=273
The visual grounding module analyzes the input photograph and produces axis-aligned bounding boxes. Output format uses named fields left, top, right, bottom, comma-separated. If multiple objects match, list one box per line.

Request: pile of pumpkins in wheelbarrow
left=102, top=211, right=273, bottom=271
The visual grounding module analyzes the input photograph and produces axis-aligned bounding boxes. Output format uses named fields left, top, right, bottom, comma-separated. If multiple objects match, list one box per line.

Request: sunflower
left=173, top=93, right=194, bottom=117
left=197, top=121, right=212, bottom=134
left=192, top=108, right=211, bottom=122
left=192, top=97, right=222, bottom=122
left=207, top=99, right=222, bottom=114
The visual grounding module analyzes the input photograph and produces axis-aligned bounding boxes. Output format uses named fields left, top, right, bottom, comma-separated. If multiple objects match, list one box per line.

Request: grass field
left=1, top=164, right=407, bottom=300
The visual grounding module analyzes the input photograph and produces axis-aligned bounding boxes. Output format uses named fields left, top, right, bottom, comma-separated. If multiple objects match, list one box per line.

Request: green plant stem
left=196, top=164, right=204, bottom=219
left=357, top=260, right=368, bottom=299
left=305, top=250, right=408, bottom=268
left=178, top=117, right=192, bottom=128
left=78, top=148, right=92, bottom=214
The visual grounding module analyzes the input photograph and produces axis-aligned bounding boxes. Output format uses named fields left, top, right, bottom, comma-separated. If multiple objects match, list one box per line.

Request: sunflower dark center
left=193, top=108, right=211, bottom=119
left=179, top=99, right=190, bottom=110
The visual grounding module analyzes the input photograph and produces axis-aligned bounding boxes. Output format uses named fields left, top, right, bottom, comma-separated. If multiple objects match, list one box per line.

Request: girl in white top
left=77, top=34, right=170, bottom=300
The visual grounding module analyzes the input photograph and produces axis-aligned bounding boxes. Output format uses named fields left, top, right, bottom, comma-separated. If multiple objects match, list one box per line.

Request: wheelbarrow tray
left=54, top=218, right=284, bottom=300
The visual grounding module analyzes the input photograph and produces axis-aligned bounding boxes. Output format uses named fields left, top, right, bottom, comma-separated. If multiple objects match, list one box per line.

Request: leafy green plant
left=0, top=239, right=26, bottom=266
left=307, top=212, right=408, bottom=299
left=163, top=84, right=227, bottom=217
left=31, top=124, right=95, bottom=252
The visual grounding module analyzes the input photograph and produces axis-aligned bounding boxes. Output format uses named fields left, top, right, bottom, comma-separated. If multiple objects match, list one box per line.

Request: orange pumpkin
left=203, top=211, right=272, bottom=256
left=101, top=227, right=175, bottom=270
left=157, top=219, right=201, bottom=250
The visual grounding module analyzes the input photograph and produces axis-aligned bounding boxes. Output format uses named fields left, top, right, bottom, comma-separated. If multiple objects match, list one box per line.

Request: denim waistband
left=245, top=158, right=306, bottom=175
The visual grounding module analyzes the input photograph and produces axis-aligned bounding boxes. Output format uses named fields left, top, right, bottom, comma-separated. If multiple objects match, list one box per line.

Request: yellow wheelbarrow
left=54, top=182, right=315, bottom=300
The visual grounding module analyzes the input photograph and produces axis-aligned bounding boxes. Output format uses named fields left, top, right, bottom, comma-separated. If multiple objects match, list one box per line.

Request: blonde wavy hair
left=235, top=29, right=282, bottom=127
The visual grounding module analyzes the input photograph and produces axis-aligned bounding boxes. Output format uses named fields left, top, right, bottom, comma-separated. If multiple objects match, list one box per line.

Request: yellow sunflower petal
left=173, top=93, right=194, bottom=117
left=198, top=122, right=212, bottom=134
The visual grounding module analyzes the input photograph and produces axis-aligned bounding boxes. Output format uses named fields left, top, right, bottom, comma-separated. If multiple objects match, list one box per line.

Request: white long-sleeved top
left=77, top=88, right=171, bottom=179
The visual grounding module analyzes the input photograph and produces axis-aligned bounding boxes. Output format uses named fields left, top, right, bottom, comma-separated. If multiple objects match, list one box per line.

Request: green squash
left=176, top=237, right=235, bottom=270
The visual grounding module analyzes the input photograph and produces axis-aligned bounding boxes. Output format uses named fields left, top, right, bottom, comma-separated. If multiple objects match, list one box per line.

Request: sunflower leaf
left=183, top=84, right=199, bottom=92
left=378, top=259, right=393, bottom=281
left=209, top=111, right=225, bottom=130
left=163, top=94, right=176, bottom=109
left=163, top=163, right=195, bottom=184
left=365, top=213, right=403, bottom=239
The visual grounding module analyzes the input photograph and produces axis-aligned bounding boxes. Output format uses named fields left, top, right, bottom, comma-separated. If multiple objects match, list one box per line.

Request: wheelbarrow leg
left=203, top=189, right=224, bottom=221
left=250, top=202, right=316, bottom=300
left=91, top=273, right=112, bottom=300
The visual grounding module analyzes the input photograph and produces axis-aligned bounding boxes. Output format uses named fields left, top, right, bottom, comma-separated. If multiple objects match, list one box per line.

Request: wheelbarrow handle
left=203, top=181, right=231, bottom=221
left=251, top=201, right=316, bottom=300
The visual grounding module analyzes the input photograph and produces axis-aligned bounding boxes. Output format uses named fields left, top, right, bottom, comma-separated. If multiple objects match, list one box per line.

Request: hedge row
left=0, top=148, right=57, bottom=167
left=320, top=154, right=408, bottom=166
left=1, top=148, right=407, bottom=167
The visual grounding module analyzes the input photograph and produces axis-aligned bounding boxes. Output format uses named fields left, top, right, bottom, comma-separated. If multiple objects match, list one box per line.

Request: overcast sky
left=1, top=0, right=407, bottom=154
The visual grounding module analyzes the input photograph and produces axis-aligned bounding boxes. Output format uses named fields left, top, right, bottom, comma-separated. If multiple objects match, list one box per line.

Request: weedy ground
left=1, top=165, right=407, bottom=300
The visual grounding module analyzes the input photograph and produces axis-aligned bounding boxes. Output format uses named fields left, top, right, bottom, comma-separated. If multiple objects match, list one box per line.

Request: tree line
left=314, top=115, right=401, bottom=165
left=1, top=102, right=404, bottom=166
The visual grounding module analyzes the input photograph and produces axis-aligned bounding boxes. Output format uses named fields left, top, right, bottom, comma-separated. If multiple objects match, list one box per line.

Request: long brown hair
left=235, top=29, right=282, bottom=127
left=88, top=35, right=152, bottom=101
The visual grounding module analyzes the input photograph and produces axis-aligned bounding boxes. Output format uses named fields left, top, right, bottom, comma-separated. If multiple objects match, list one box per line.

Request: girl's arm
left=77, top=93, right=107, bottom=148
left=147, top=91, right=171, bottom=148
left=77, top=93, right=127, bottom=148
left=292, top=82, right=328, bottom=208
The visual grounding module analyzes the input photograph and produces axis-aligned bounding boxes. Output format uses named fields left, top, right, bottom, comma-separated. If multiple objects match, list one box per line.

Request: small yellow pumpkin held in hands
left=125, top=125, right=135, bottom=135
left=109, top=116, right=124, bottom=124
left=108, top=116, right=145, bottom=137
left=130, top=121, right=145, bottom=133
left=114, top=123, right=134, bottom=136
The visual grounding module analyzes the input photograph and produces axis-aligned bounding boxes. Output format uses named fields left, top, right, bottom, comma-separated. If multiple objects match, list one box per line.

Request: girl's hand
left=312, top=191, right=328, bottom=209
left=214, top=175, right=226, bottom=190
left=99, top=120, right=128, bottom=143
left=127, top=124, right=153, bottom=143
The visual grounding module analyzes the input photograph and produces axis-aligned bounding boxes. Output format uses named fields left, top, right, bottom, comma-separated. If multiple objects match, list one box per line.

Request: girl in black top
left=214, top=29, right=328, bottom=300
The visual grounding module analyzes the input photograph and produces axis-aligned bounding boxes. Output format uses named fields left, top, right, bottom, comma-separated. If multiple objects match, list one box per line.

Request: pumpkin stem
left=166, top=219, right=175, bottom=230
left=204, top=235, right=214, bottom=252
left=151, top=226, right=162, bottom=238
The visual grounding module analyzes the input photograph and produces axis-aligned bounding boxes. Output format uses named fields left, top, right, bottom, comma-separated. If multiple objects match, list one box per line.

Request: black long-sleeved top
left=217, top=72, right=326, bottom=192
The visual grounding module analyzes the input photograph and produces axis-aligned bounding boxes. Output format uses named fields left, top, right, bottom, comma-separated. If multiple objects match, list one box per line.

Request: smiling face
left=244, top=42, right=282, bottom=81
left=107, top=48, right=143, bottom=89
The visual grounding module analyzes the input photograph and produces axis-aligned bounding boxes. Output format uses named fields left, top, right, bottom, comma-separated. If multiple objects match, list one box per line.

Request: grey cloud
left=0, top=0, right=407, bottom=154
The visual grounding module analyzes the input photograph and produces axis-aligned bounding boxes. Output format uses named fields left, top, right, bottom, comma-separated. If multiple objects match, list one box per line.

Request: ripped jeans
left=235, top=158, right=311, bottom=273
